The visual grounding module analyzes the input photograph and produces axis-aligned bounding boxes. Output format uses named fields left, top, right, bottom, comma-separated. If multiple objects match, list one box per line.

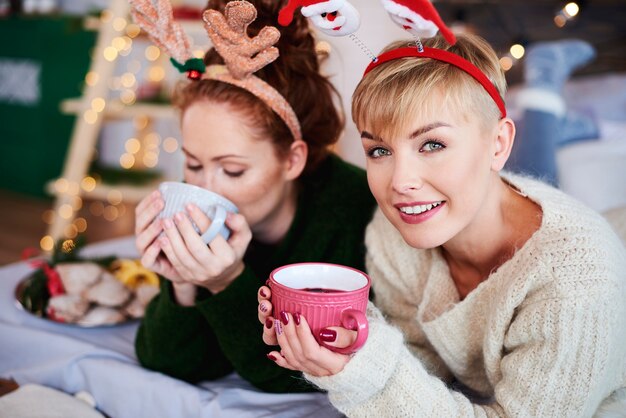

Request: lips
left=395, top=201, right=445, bottom=224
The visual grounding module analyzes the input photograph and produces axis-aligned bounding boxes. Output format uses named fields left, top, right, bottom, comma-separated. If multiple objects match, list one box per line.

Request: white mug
left=158, top=182, right=238, bottom=243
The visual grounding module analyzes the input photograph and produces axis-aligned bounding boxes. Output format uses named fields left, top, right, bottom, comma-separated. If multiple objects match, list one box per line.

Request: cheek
left=441, top=151, right=491, bottom=216
left=366, top=163, right=390, bottom=202
left=221, top=170, right=284, bottom=221
left=183, top=170, right=201, bottom=185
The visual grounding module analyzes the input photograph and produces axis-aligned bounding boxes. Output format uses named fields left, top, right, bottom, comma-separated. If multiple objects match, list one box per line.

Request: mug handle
left=331, top=308, right=369, bottom=354
left=200, top=205, right=227, bottom=244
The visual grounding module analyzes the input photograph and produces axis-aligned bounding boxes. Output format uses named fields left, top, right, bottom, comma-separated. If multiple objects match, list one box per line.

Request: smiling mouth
left=333, top=26, right=342, bottom=30
left=398, top=201, right=444, bottom=215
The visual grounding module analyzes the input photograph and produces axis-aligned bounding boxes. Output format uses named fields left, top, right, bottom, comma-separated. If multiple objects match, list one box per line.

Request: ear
left=491, top=118, right=516, bottom=172
left=284, top=140, right=308, bottom=181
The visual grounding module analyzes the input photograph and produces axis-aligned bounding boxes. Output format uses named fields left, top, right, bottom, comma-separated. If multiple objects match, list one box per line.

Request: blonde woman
left=259, top=34, right=626, bottom=416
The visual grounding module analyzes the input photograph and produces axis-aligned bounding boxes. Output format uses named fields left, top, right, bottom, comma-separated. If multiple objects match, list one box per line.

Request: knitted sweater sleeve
left=306, top=285, right=624, bottom=417
left=365, top=258, right=453, bottom=382
left=135, top=278, right=233, bottom=383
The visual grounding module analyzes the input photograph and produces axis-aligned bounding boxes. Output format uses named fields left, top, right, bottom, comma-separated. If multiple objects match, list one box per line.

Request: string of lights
left=40, top=6, right=190, bottom=252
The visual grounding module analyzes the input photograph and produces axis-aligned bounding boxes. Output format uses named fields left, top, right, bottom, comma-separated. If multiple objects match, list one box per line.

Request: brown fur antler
left=203, top=1, right=280, bottom=79
left=129, top=0, right=193, bottom=65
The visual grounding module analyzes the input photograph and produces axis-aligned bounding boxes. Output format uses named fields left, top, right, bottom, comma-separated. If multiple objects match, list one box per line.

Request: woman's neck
left=251, top=182, right=299, bottom=245
left=441, top=177, right=542, bottom=299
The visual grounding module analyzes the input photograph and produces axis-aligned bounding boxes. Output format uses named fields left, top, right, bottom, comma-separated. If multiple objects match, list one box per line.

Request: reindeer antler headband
left=129, top=0, right=302, bottom=142
left=278, top=0, right=506, bottom=118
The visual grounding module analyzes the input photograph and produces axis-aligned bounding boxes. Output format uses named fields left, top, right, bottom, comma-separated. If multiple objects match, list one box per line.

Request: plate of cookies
left=15, top=257, right=160, bottom=327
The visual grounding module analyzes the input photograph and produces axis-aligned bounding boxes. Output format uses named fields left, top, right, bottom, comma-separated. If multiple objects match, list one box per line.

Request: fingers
left=225, top=213, right=252, bottom=256
left=135, top=189, right=159, bottom=216
left=258, top=297, right=272, bottom=323
left=185, top=203, right=211, bottom=233
left=257, top=286, right=271, bottom=302
left=135, top=190, right=163, bottom=235
left=173, top=211, right=214, bottom=265
left=140, top=240, right=161, bottom=269
left=135, top=218, right=163, bottom=255
left=140, top=240, right=178, bottom=281
left=268, top=313, right=351, bottom=376
left=188, top=205, right=251, bottom=255
left=258, top=287, right=276, bottom=345
left=203, top=235, right=236, bottom=268
left=179, top=208, right=248, bottom=275
left=266, top=351, right=294, bottom=370
left=319, top=326, right=358, bottom=350
left=262, top=315, right=278, bottom=346
left=159, top=224, right=199, bottom=279
left=273, top=312, right=307, bottom=371
left=135, top=191, right=165, bottom=255
left=294, top=315, right=351, bottom=375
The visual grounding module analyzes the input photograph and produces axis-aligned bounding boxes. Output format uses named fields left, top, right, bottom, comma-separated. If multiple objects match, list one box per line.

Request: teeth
left=399, top=201, right=442, bottom=215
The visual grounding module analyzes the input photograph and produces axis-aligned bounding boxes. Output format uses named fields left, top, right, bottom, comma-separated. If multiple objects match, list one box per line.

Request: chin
left=387, top=213, right=452, bottom=251
left=399, top=229, right=447, bottom=250
left=384, top=217, right=446, bottom=250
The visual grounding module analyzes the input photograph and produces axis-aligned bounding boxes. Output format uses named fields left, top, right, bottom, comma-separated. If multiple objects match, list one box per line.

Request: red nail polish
left=260, top=289, right=267, bottom=297
left=267, top=353, right=277, bottom=361
left=259, top=303, right=267, bottom=313
left=275, top=319, right=283, bottom=335
left=280, top=311, right=289, bottom=326
left=265, top=318, right=273, bottom=329
left=293, top=312, right=301, bottom=326
left=319, top=329, right=337, bottom=343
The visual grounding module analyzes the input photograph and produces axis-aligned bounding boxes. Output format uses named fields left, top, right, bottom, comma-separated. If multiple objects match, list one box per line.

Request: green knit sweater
left=135, top=154, right=376, bottom=393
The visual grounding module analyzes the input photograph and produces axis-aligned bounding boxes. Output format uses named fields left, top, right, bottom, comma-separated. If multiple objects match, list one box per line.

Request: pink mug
left=268, top=262, right=370, bottom=354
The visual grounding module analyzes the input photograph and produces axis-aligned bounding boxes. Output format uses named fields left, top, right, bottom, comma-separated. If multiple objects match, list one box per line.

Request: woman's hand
left=158, top=203, right=252, bottom=295
left=266, top=312, right=355, bottom=377
left=135, top=190, right=196, bottom=304
left=135, top=190, right=183, bottom=281
left=135, top=190, right=164, bottom=266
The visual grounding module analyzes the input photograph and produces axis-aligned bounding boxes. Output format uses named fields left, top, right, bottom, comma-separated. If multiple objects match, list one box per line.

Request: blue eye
left=367, top=147, right=391, bottom=158
left=421, top=141, right=445, bottom=152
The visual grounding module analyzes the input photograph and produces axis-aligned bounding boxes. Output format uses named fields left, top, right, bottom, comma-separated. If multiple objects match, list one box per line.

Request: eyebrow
left=181, top=147, right=246, bottom=161
left=409, top=122, right=451, bottom=139
left=361, top=122, right=451, bottom=142
left=181, top=147, right=198, bottom=160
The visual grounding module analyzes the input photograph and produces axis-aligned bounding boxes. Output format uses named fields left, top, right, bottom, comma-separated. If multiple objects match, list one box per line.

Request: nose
left=391, top=157, right=424, bottom=195
left=197, top=173, right=216, bottom=192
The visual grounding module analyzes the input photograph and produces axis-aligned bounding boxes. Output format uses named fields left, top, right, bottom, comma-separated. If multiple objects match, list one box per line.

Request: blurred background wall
left=0, top=0, right=624, bottom=263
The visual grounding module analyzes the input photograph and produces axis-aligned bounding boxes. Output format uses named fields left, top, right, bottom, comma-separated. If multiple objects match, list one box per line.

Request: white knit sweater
left=307, top=175, right=626, bottom=417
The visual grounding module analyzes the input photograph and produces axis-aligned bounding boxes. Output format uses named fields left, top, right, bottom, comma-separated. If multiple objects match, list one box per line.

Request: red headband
left=364, top=46, right=507, bottom=119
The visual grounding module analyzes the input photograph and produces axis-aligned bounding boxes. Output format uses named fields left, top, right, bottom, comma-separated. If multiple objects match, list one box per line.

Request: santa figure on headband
left=381, top=0, right=456, bottom=45
left=278, top=0, right=360, bottom=37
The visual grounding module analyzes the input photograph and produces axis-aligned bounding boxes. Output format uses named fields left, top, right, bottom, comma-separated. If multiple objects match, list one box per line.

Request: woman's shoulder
left=505, top=173, right=621, bottom=242
left=504, top=173, right=626, bottom=290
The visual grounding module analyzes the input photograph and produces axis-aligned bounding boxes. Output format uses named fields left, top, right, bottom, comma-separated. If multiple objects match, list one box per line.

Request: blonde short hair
left=352, top=33, right=506, bottom=139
